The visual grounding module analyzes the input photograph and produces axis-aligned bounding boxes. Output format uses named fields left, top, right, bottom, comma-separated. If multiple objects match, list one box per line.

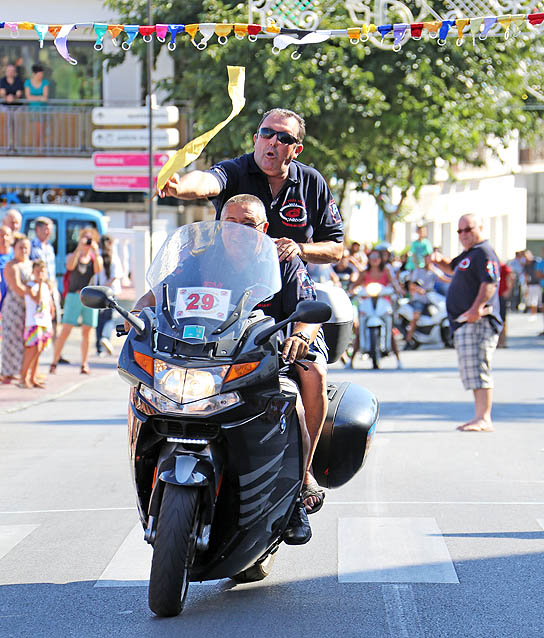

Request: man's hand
left=274, top=237, right=302, bottom=262
left=458, top=306, right=489, bottom=323
left=282, top=335, right=309, bottom=363
left=158, top=174, right=181, bottom=199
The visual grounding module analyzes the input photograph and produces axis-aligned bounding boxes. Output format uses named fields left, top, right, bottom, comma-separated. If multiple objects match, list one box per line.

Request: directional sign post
left=92, top=128, right=179, bottom=149
left=92, top=175, right=158, bottom=192
left=92, top=152, right=171, bottom=169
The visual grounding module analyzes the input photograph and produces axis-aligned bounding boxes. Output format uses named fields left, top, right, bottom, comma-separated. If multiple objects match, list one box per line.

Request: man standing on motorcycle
left=159, top=108, right=344, bottom=515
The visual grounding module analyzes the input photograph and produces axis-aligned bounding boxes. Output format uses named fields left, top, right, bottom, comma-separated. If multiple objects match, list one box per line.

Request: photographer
left=49, top=227, right=103, bottom=375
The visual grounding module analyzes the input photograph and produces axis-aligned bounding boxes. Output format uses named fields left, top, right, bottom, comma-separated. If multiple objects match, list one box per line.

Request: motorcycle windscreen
left=146, top=221, right=282, bottom=344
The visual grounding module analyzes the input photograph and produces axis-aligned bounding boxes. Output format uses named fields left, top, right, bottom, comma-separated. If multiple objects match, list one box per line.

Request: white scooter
left=397, top=290, right=453, bottom=348
left=353, top=283, right=395, bottom=369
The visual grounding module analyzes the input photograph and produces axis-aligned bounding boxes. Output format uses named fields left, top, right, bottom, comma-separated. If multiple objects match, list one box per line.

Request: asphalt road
left=0, top=313, right=543, bottom=638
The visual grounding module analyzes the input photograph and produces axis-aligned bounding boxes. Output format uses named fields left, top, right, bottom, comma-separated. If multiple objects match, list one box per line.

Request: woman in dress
left=1, top=235, right=33, bottom=383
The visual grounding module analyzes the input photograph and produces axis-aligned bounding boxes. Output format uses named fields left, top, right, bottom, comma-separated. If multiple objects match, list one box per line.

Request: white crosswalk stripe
left=94, top=522, right=222, bottom=587
left=537, top=519, right=544, bottom=531
left=338, top=517, right=459, bottom=583
left=0, top=524, right=39, bottom=562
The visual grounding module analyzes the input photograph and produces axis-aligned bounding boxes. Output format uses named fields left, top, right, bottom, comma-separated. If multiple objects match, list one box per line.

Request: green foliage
left=105, top=0, right=541, bottom=223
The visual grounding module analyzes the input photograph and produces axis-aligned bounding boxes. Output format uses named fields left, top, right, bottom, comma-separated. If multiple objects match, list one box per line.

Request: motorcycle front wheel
left=148, top=484, right=199, bottom=617
left=369, top=327, right=381, bottom=369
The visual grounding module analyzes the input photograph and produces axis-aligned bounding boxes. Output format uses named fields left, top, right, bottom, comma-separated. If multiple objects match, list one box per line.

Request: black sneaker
left=283, top=497, right=312, bottom=545
left=58, top=357, right=71, bottom=365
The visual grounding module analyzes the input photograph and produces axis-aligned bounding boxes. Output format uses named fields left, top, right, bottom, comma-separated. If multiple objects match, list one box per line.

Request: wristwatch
left=292, top=330, right=311, bottom=345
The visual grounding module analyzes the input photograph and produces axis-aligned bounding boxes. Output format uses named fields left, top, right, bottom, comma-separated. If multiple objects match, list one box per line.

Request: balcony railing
left=0, top=101, right=93, bottom=156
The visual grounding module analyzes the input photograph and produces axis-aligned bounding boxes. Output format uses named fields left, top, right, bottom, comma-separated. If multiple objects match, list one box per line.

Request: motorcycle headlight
left=140, top=385, right=242, bottom=416
left=154, top=361, right=228, bottom=404
left=365, top=282, right=383, bottom=297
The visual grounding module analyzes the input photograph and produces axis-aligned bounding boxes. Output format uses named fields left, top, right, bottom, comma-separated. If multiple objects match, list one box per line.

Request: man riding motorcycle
left=128, top=194, right=326, bottom=545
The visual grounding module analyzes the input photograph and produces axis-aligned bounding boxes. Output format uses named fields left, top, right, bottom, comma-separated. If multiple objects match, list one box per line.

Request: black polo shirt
left=208, top=153, right=344, bottom=245
left=446, top=240, right=502, bottom=333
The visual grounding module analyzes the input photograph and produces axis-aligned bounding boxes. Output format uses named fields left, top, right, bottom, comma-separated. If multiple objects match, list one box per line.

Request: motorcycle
left=396, top=290, right=453, bottom=348
left=352, top=282, right=396, bottom=369
left=81, top=221, right=379, bottom=617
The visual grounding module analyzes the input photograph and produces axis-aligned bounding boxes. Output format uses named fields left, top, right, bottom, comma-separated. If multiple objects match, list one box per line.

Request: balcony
left=0, top=101, right=93, bottom=157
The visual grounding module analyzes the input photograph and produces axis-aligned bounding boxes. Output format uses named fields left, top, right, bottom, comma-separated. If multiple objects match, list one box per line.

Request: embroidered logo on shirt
left=486, top=260, right=499, bottom=281
left=296, top=268, right=314, bottom=293
left=458, top=257, right=471, bottom=270
left=279, top=200, right=307, bottom=227
left=329, top=199, right=341, bottom=223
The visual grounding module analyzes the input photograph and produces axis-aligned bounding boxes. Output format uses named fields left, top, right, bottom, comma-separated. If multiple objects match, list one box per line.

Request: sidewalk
left=0, top=328, right=124, bottom=414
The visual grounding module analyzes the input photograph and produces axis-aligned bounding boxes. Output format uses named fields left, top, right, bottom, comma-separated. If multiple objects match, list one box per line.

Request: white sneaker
left=397, top=360, right=403, bottom=369
left=100, top=337, right=114, bottom=355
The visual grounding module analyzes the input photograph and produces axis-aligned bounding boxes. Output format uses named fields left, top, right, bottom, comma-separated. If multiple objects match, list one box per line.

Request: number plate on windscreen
left=175, top=287, right=232, bottom=321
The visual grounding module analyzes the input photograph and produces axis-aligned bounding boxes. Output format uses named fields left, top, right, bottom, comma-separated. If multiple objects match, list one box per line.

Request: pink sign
left=92, top=152, right=170, bottom=168
left=93, top=175, right=157, bottom=192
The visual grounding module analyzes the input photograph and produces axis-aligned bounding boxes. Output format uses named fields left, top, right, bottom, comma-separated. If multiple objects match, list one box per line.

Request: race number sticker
left=175, top=287, right=231, bottom=321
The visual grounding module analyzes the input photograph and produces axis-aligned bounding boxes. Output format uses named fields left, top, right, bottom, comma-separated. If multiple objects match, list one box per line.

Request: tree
left=106, top=0, right=540, bottom=237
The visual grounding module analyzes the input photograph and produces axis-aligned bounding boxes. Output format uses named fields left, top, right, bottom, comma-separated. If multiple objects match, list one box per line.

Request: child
left=18, top=259, right=54, bottom=388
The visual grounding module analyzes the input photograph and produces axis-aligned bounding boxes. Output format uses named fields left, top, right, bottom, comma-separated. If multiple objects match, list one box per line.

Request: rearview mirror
left=80, top=285, right=115, bottom=309
left=291, top=300, right=332, bottom=324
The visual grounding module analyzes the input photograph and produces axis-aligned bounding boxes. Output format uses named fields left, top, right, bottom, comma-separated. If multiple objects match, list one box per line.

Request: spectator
left=432, top=214, right=502, bottom=432
left=404, top=253, right=441, bottom=348
left=523, top=250, right=541, bottom=322
left=1, top=235, right=33, bottom=384
left=30, top=216, right=61, bottom=346
left=49, top=227, right=103, bottom=375
left=406, top=223, right=432, bottom=271
left=507, top=250, right=524, bottom=311
left=0, top=63, right=24, bottom=105
left=333, top=248, right=363, bottom=290
left=0, top=225, right=14, bottom=380
left=24, top=64, right=49, bottom=149
left=497, top=262, right=514, bottom=348
left=96, top=235, right=124, bottom=356
left=536, top=246, right=544, bottom=336
left=2, top=208, right=22, bottom=233
left=18, top=259, right=54, bottom=388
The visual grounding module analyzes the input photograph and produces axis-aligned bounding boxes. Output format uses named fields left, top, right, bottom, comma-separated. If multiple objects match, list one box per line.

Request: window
left=66, top=219, right=98, bottom=255
left=25, top=218, right=58, bottom=255
left=0, top=40, right=102, bottom=101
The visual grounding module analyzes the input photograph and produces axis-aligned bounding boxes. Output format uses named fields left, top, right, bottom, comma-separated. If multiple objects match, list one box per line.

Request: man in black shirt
left=159, top=108, right=342, bottom=514
left=0, top=64, right=24, bottom=105
left=432, top=214, right=502, bottom=432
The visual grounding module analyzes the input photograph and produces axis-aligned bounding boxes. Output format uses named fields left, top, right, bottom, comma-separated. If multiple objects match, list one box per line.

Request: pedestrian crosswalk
left=1, top=516, right=543, bottom=587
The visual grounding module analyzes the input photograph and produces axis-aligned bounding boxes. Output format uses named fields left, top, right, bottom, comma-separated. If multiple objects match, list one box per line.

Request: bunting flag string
left=3, top=13, right=544, bottom=64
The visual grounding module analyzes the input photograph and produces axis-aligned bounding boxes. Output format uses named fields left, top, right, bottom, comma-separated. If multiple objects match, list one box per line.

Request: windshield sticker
left=175, top=287, right=231, bottom=321
left=182, top=325, right=205, bottom=340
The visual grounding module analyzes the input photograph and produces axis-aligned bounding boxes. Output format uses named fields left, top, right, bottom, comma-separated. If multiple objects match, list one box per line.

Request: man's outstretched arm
left=159, top=171, right=221, bottom=200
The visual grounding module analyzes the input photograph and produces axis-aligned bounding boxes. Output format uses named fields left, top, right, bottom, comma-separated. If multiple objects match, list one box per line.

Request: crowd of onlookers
left=1, top=61, right=49, bottom=107
left=312, top=224, right=544, bottom=354
left=0, top=208, right=124, bottom=388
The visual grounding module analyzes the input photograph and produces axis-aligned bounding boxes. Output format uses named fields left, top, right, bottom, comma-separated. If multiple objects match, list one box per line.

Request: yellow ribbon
left=455, top=19, right=470, bottom=41
left=234, top=23, right=248, bottom=38
left=347, top=27, right=361, bottom=41
left=215, top=24, right=233, bottom=38
left=157, top=66, right=246, bottom=192
left=18, top=22, right=35, bottom=30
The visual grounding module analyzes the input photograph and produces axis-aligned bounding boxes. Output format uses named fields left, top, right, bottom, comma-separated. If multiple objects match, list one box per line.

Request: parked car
left=16, top=204, right=107, bottom=289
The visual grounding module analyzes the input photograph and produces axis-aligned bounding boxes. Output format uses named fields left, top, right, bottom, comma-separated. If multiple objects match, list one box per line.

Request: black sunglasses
left=258, top=127, right=299, bottom=146
left=457, top=226, right=475, bottom=235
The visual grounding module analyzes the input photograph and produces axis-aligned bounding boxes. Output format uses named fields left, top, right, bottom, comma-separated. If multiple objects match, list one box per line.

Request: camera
left=85, top=238, right=92, bottom=245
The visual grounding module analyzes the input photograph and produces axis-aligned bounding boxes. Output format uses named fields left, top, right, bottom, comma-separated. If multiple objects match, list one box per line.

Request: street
left=0, top=312, right=543, bottom=638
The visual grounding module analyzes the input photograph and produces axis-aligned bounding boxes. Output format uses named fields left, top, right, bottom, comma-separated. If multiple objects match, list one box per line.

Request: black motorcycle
left=81, top=221, right=378, bottom=617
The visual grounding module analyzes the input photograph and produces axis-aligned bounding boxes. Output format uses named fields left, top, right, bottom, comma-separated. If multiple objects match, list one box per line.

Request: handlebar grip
left=304, top=351, right=317, bottom=362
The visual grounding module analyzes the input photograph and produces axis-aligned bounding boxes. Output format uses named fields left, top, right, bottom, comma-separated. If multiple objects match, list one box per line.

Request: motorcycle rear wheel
left=148, top=484, right=199, bottom=617
left=231, top=550, right=277, bottom=583
left=369, top=327, right=381, bottom=369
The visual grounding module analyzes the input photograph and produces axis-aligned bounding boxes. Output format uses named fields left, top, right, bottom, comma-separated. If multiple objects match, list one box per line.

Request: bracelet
left=292, top=331, right=311, bottom=345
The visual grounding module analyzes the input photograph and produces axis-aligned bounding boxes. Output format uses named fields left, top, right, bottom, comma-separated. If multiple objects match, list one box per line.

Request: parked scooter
left=352, top=283, right=396, bottom=369
left=396, top=291, right=453, bottom=348
left=81, top=221, right=379, bottom=617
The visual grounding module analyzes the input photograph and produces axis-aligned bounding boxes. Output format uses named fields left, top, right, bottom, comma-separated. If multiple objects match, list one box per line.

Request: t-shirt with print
left=207, top=153, right=344, bottom=246
left=446, top=240, right=502, bottom=334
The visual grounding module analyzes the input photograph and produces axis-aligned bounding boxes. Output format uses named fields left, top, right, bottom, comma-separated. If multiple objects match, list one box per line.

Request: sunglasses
left=457, top=226, right=475, bottom=235
left=258, top=127, right=299, bottom=146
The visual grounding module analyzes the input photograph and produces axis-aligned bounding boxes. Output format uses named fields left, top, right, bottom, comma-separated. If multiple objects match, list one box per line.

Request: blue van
left=17, top=204, right=107, bottom=288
